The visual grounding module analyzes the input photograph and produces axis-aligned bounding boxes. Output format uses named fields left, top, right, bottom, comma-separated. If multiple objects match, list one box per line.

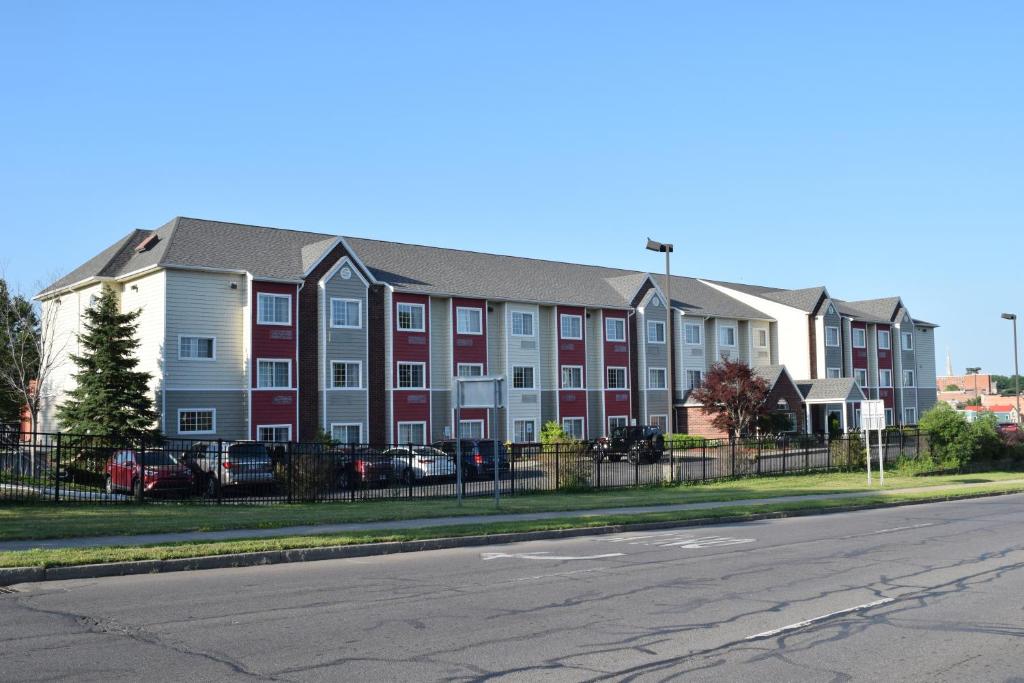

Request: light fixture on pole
left=646, top=238, right=674, bottom=434
left=1002, top=313, right=1020, bottom=423
left=966, top=366, right=981, bottom=398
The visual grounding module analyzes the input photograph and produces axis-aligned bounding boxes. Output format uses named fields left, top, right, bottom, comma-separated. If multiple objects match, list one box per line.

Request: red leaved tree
left=690, top=358, right=770, bottom=440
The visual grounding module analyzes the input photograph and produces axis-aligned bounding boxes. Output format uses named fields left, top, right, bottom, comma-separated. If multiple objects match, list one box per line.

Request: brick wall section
left=676, top=406, right=729, bottom=439
left=367, top=284, right=387, bottom=446
left=764, top=374, right=806, bottom=433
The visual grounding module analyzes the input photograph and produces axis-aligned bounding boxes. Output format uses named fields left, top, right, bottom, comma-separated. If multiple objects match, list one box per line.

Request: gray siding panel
left=823, top=305, right=843, bottom=375
left=430, top=298, right=452, bottom=390
left=164, top=391, right=247, bottom=441
left=321, top=261, right=370, bottom=436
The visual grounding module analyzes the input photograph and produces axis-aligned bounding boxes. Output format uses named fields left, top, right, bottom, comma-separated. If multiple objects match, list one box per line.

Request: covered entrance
left=796, top=378, right=867, bottom=435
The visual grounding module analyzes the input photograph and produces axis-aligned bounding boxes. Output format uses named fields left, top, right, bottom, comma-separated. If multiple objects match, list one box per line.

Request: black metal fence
left=0, top=430, right=927, bottom=505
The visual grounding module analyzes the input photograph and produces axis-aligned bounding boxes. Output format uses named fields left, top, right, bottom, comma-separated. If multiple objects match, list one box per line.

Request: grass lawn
left=2, top=481, right=1023, bottom=569
left=2, top=471, right=1023, bottom=543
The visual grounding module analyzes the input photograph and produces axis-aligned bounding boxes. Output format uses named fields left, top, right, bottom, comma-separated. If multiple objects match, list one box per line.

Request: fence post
left=702, top=440, right=707, bottom=481
left=408, top=443, right=414, bottom=498
left=510, top=444, right=516, bottom=497
left=216, top=438, right=223, bottom=505
left=286, top=441, right=294, bottom=504
left=806, top=435, right=812, bottom=472
left=136, top=439, right=145, bottom=504
left=349, top=443, right=356, bottom=503
left=596, top=448, right=601, bottom=489
left=756, top=438, right=762, bottom=476
left=555, top=443, right=560, bottom=491
left=730, top=439, right=736, bottom=478
left=54, top=433, right=62, bottom=503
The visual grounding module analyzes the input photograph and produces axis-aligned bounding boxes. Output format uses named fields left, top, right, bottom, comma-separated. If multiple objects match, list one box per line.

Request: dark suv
left=432, top=439, right=510, bottom=480
left=609, top=426, right=666, bottom=464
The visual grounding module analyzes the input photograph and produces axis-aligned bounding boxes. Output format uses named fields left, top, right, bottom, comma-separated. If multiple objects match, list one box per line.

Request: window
left=648, top=367, right=667, bottom=389
left=179, top=409, right=215, bottom=434
left=258, top=425, right=291, bottom=442
left=853, top=328, right=866, bottom=348
left=257, top=360, right=291, bottom=388
left=512, top=366, right=535, bottom=389
left=606, top=367, right=627, bottom=389
left=513, top=419, right=536, bottom=443
left=330, top=298, right=361, bottom=329
left=878, top=330, right=891, bottom=350
left=903, top=369, right=915, bottom=387
left=854, top=368, right=868, bottom=387
left=755, top=329, right=768, bottom=348
left=331, top=423, right=362, bottom=444
left=560, top=314, right=582, bottom=340
left=397, top=422, right=426, bottom=445
left=647, top=320, right=666, bottom=344
left=511, top=311, right=534, bottom=337
left=396, top=302, right=425, bottom=331
left=719, top=325, right=736, bottom=347
left=879, top=369, right=892, bottom=388
left=561, top=365, right=583, bottom=389
left=825, top=326, right=840, bottom=347
left=684, top=323, right=701, bottom=345
left=901, top=331, right=914, bottom=351
left=903, top=407, right=917, bottom=425
left=686, top=369, right=703, bottom=390
left=257, top=293, right=291, bottom=325
left=456, top=363, right=483, bottom=377
left=331, top=361, right=362, bottom=388
left=605, top=317, right=626, bottom=342
left=459, top=420, right=485, bottom=440
left=561, top=417, right=584, bottom=440
left=826, top=367, right=841, bottom=379
left=608, top=416, right=628, bottom=432
left=179, top=336, right=215, bottom=360
left=885, top=408, right=894, bottom=426
left=456, top=307, right=482, bottom=335
left=649, top=415, right=668, bottom=433
left=397, top=362, right=426, bottom=389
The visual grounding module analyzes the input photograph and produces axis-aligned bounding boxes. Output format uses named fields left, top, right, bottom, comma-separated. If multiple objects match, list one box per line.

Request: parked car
left=179, top=441, right=276, bottom=496
left=384, top=447, right=457, bottom=484
left=589, top=436, right=619, bottom=462
left=291, top=444, right=397, bottom=490
left=105, top=450, right=192, bottom=497
left=609, top=425, right=666, bottom=464
left=432, top=439, right=511, bottom=479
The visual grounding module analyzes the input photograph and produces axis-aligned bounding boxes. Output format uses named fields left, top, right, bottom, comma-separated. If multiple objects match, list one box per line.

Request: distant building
left=963, top=404, right=1020, bottom=425
left=937, top=374, right=997, bottom=395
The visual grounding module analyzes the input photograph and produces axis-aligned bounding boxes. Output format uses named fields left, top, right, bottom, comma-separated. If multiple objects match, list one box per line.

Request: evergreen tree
left=57, top=284, right=158, bottom=438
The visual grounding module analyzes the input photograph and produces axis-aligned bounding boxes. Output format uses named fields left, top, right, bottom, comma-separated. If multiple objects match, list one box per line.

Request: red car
left=105, top=450, right=192, bottom=497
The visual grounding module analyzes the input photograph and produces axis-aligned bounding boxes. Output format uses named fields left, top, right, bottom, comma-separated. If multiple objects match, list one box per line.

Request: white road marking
left=600, top=533, right=757, bottom=549
left=480, top=551, right=626, bottom=561
left=745, top=598, right=895, bottom=640
left=871, top=523, right=935, bottom=535
left=658, top=536, right=757, bottom=549
left=512, top=568, right=609, bottom=581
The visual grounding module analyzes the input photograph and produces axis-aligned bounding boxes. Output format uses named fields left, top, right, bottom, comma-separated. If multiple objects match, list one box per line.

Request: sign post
left=455, top=376, right=505, bottom=507
left=861, top=400, right=886, bottom=486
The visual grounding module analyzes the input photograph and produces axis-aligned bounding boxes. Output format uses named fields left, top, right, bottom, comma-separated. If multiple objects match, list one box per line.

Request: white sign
left=862, top=399, right=886, bottom=431
left=457, top=376, right=505, bottom=409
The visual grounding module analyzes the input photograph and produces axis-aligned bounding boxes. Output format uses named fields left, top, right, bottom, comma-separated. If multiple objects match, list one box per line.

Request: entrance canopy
left=796, top=378, right=867, bottom=434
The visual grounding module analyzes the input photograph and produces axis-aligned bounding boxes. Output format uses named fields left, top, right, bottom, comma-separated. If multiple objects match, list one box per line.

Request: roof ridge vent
left=135, top=233, right=159, bottom=253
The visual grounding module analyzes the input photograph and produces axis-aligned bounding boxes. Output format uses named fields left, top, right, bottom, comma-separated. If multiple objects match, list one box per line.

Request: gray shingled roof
left=653, top=275, right=774, bottom=320
left=753, top=365, right=785, bottom=387
left=797, top=378, right=866, bottom=403
left=705, top=279, right=828, bottom=313
left=843, top=297, right=903, bottom=323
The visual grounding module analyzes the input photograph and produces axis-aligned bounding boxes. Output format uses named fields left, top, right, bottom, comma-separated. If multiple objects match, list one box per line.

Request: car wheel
left=401, top=468, right=416, bottom=486
left=104, top=475, right=114, bottom=494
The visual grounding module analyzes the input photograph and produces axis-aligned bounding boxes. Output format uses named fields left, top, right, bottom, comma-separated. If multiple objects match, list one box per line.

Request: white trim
left=754, top=327, right=768, bottom=349
left=316, top=252, right=372, bottom=287
left=455, top=306, right=484, bottom=335
left=396, top=420, right=427, bottom=445
left=647, top=319, right=666, bottom=344
left=329, top=297, right=363, bottom=329
left=683, top=321, right=702, bottom=345
left=826, top=367, right=842, bottom=379
left=852, top=327, right=867, bottom=349
left=256, top=358, right=293, bottom=389
left=902, top=369, right=916, bottom=388
left=685, top=369, right=703, bottom=390
left=256, top=424, right=292, bottom=442
left=648, top=366, right=667, bottom=390
left=878, top=329, right=891, bottom=350
left=879, top=368, right=893, bottom=388
left=606, top=366, right=628, bottom=390
left=885, top=408, right=894, bottom=426
left=396, top=361, right=427, bottom=389
left=560, top=364, right=585, bottom=390
left=510, top=309, right=536, bottom=337
left=648, top=414, right=668, bottom=432
left=458, top=418, right=486, bottom=439
left=854, top=368, right=869, bottom=387
left=604, top=316, right=626, bottom=342
left=561, top=416, right=585, bottom=439
left=163, top=387, right=251, bottom=392
left=718, top=323, right=737, bottom=348
left=256, top=292, right=293, bottom=326
left=395, top=301, right=426, bottom=332
left=245, top=273, right=253, bottom=438
left=559, top=313, right=583, bottom=340
left=512, top=418, right=537, bottom=443
left=607, top=415, right=628, bottom=433
left=177, top=408, right=217, bottom=435
left=901, top=331, right=914, bottom=351
left=456, top=362, right=485, bottom=377
left=295, top=280, right=303, bottom=439
left=176, top=334, right=217, bottom=362
left=825, top=326, right=840, bottom=348
left=903, top=407, right=917, bottom=424
left=511, top=364, right=537, bottom=390
left=330, top=359, right=363, bottom=389
left=330, top=422, right=363, bottom=444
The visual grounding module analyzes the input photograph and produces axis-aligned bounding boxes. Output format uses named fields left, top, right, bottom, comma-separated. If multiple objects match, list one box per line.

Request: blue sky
left=2, top=2, right=1020, bottom=374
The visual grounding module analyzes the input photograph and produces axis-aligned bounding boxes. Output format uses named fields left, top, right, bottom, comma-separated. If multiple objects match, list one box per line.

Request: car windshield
left=612, top=427, right=632, bottom=439
left=415, top=447, right=447, bottom=457
left=227, top=444, right=269, bottom=458
left=141, top=453, right=179, bottom=466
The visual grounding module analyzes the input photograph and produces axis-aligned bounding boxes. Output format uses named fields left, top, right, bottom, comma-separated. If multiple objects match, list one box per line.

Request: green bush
left=665, top=433, right=706, bottom=449
left=918, top=403, right=1005, bottom=470
left=829, top=432, right=865, bottom=471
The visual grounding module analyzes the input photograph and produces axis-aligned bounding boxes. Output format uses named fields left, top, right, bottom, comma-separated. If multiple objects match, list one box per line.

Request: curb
left=2, top=488, right=1021, bottom=587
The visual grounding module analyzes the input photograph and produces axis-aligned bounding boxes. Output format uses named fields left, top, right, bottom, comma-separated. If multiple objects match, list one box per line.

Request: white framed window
left=397, top=362, right=426, bottom=389
left=686, top=369, right=703, bottom=390
left=608, top=416, right=628, bottom=432
left=396, top=302, right=425, bottom=331
left=331, top=360, right=362, bottom=389
left=331, top=423, right=362, bottom=444
left=825, top=326, right=840, bottom=347
left=903, top=369, right=915, bottom=387
left=826, top=367, right=842, bottom=379
left=684, top=323, right=701, bottom=345
left=561, top=365, right=584, bottom=389
left=648, top=367, right=667, bottom=389
left=607, top=367, right=628, bottom=389
left=755, top=329, right=768, bottom=348
left=456, top=363, right=484, bottom=377
left=649, top=415, right=668, bottom=432
left=330, top=298, right=362, bottom=329
left=178, top=409, right=215, bottom=434
left=880, top=369, right=893, bottom=388
left=901, top=331, right=914, bottom=351
left=719, top=325, right=736, bottom=347
left=510, top=310, right=535, bottom=337
left=397, top=421, right=427, bottom=445
left=885, top=408, right=894, bottom=425
left=560, top=314, right=583, bottom=340
left=257, top=293, right=292, bottom=325
left=853, top=328, right=867, bottom=348
left=513, top=419, right=536, bottom=443
left=561, top=417, right=584, bottom=440
left=903, top=407, right=917, bottom=425
left=878, top=329, right=891, bottom=350
left=456, top=307, right=483, bottom=335
left=605, top=317, right=626, bottom=342
left=512, top=366, right=535, bottom=389
left=854, top=408, right=861, bottom=429
left=257, top=359, right=291, bottom=388
left=258, top=425, right=291, bottom=442
left=854, top=368, right=868, bottom=387
left=179, top=336, right=215, bottom=361
left=647, top=320, right=666, bottom=344
left=458, top=420, right=485, bottom=440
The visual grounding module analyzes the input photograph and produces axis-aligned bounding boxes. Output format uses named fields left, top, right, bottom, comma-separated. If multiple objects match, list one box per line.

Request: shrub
left=537, top=421, right=591, bottom=490
left=918, top=403, right=1005, bottom=471
left=665, top=433, right=706, bottom=449
left=275, top=451, right=334, bottom=501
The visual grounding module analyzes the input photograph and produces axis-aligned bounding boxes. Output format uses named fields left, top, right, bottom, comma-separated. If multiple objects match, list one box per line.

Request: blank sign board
left=458, top=377, right=505, bottom=409
left=862, top=399, right=885, bottom=431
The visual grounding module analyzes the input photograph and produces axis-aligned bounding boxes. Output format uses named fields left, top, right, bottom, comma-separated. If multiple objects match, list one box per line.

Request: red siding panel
left=393, top=293, right=431, bottom=442
left=451, top=298, right=488, bottom=437
left=603, top=309, right=631, bottom=432
left=251, top=281, right=299, bottom=439
left=556, top=306, right=587, bottom=429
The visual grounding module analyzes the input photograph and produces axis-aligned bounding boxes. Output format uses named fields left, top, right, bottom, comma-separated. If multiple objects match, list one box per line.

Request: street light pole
left=1002, top=313, right=1020, bottom=423
left=647, top=238, right=674, bottom=434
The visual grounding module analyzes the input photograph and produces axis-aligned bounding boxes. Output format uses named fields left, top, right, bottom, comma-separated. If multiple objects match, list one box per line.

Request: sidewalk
left=4, top=479, right=1023, bottom=553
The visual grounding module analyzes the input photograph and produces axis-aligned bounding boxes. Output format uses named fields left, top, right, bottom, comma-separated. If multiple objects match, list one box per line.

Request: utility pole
left=647, top=238, right=674, bottom=433
left=1001, top=313, right=1020, bottom=423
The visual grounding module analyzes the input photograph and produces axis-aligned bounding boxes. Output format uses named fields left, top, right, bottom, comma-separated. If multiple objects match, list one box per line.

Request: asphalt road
left=3, top=494, right=1024, bottom=681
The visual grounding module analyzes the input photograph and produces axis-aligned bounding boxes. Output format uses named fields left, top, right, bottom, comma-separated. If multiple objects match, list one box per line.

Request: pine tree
left=57, top=284, right=158, bottom=439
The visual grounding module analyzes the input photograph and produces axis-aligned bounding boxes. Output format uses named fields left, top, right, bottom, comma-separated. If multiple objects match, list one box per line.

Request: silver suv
left=182, top=441, right=276, bottom=496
